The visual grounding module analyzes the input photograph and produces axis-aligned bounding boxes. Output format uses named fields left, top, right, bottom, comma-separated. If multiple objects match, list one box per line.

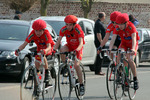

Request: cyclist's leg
left=127, top=43, right=138, bottom=77
left=127, top=54, right=136, bottom=76
left=35, top=55, right=50, bottom=82
left=60, top=44, right=69, bottom=63
left=74, top=47, right=83, bottom=84
left=111, top=45, right=118, bottom=62
left=127, top=53, right=139, bottom=90
left=74, top=60, right=85, bottom=96
left=74, top=60, right=83, bottom=84
left=35, top=56, right=41, bottom=70
left=74, top=48, right=85, bottom=96
left=43, top=56, right=51, bottom=82
left=126, top=43, right=139, bottom=90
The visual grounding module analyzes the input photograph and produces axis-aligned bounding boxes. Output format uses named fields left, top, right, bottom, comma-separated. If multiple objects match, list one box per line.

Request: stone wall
left=0, top=1, right=150, bottom=28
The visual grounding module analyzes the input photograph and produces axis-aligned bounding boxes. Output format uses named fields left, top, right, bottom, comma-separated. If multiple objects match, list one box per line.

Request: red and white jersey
left=59, top=24, right=85, bottom=47
left=106, top=23, right=115, bottom=34
left=113, top=21, right=140, bottom=44
left=25, top=29, right=55, bottom=52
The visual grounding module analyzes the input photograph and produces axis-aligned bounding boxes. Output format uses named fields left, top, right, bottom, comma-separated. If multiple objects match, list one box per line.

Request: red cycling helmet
left=64, top=15, right=78, bottom=23
left=116, top=13, right=129, bottom=24
left=110, top=11, right=121, bottom=22
left=32, top=19, right=47, bottom=30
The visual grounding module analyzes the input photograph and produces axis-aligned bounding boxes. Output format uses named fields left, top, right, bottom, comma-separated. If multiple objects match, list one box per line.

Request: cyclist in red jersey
left=15, top=19, right=55, bottom=82
left=98, top=11, right=121, bottom=51
left=54, top=15, right=85, bottom=96
left=109, top=13, right=139, bottom=90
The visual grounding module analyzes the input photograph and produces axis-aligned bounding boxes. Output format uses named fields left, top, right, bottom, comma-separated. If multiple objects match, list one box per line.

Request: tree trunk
left=84, top=10, right=88, bottom=18
left=80, top=0, right=94, bottom=18
left=41, top=5, right=47, bottom=16
left=40, top=0, right=50, bottom=16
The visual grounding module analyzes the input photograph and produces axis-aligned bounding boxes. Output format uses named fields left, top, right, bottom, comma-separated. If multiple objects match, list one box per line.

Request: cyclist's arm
left=18, top=41, right=28, bottom=51
left=100, top=33, right=110, bottom=47
left=54, top=36, right=62, bottom=50
left=76, top=37, right=83, bottom=51
left=45, top=43, right=51, bottom=54
left=131, top=32, right=136, bottom=51
left=109, top=34, right=117, bottom=50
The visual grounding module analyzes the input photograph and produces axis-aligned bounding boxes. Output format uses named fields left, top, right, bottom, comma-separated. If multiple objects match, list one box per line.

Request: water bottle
left=125, top=66, right=129, bottom=76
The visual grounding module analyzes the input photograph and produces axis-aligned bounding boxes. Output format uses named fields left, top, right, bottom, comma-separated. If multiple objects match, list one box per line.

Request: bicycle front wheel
left=43, top=67, right=57, bottom=100
left=75, top=63, right=86, bottom=100
left=20, top=66, right=35, bottom=100
left=128, top=68, right=136, bottom=100
left=58, top=64, right=71, bottom=100
left=114, top=64, right=125, bottom=100
left=106, top=63, right=115, bottom=99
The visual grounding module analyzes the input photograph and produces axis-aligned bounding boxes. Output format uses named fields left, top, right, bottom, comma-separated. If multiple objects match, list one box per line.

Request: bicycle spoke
left=43, top=68, right=57, bottom=100
left=106, top=64, right=115, bottom=99
left=20, top=67, right=35, bottom=100
left=75, top=64, right=86, bottom=100
left=58, top=65, right=71, bottom=100
left=114, top=65, right=124, bottom=100
left=128, top=69, right=136, bottom=100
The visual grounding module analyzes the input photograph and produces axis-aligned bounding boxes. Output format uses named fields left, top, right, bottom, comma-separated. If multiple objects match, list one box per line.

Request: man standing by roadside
left=94, top=12, right=106, bottom=75
left=14, top=11, right=22, bottom=20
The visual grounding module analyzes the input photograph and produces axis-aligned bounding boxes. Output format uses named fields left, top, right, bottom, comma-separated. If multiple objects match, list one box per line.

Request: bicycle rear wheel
left=106, top=63, right=115, bottom=99
left=75, top=63, right=86, bottom=100
left=58, top=64, right=71, bottom=100
left=114, top=64, right=125, bottom=100
left=128, top=68, right=136, bottom=100
left=20, top=66, right=35, bottom=100
left=43, top=67, right=57, bottom=100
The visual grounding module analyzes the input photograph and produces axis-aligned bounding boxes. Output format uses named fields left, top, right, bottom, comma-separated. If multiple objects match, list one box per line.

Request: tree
left=6, top=0, right=37, bottom=13
left=80, top=0, right=94, bottom=18
left=40, top=0, right=50, bottom=16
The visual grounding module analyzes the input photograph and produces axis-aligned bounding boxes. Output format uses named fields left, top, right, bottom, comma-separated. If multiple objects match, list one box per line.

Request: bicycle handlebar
left=99, top=49, right=118, bottom=60
left=17, top=51, right=45, bottom=65
left=55, top=51, right=79, bottom=62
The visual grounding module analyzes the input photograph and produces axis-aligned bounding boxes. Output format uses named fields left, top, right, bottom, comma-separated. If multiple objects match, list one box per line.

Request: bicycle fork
left=34, top=68, right=45, bottom=93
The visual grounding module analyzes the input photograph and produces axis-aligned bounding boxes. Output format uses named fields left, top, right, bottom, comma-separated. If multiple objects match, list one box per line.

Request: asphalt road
left=0, top=63, right=150, bottom=100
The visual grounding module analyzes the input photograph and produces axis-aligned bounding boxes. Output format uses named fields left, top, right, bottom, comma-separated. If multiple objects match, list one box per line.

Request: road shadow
left=54, top=96, right=111, bottom=100
left=139, top=63, right=150, bottom=67
left=0, top=74, right=19, bottom=83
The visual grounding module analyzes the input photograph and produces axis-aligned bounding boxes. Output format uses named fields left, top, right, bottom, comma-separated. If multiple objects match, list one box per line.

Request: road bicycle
left=104, top=49, right=118, bottom=99
left=57, top=51, right=86, bottom=100
left=113, top=49, right=136, bottom=100
left=19, top=51, right=57, bottom=100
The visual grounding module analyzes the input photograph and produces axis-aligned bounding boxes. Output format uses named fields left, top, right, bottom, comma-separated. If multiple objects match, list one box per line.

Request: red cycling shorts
left=65, top=44, right=83, bottom=60
left=119, top=42, right=138, bottom=55
left=35, top=48, right=53, bottom=62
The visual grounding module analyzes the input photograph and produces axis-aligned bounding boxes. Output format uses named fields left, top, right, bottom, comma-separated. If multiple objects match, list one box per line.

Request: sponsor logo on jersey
left=124, top=36, right=131, bottom=40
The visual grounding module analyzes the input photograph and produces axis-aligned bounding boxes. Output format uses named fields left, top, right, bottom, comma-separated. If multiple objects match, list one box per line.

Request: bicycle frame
left=62, top=52, right=77, bottom=87
left=19, top=52, right=46, bottom=94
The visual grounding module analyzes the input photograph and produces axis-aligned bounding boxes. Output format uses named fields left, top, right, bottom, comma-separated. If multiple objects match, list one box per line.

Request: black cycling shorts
left=114, top=36, right=121, bottom=48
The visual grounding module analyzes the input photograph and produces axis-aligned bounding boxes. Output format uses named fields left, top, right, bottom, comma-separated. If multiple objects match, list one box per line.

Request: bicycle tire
left=128, top=67, right=136, bottom=100
left=75, top=63, right=86, bottom=100
left=43, top=67, right=57, bottom=100
left=58, top=64, right=71, bottom=100
left=20, top=66, right=35, bottom=100
left=106, top=63, right=115, bottom=99
left=114, top=64, right=125, bottom=100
